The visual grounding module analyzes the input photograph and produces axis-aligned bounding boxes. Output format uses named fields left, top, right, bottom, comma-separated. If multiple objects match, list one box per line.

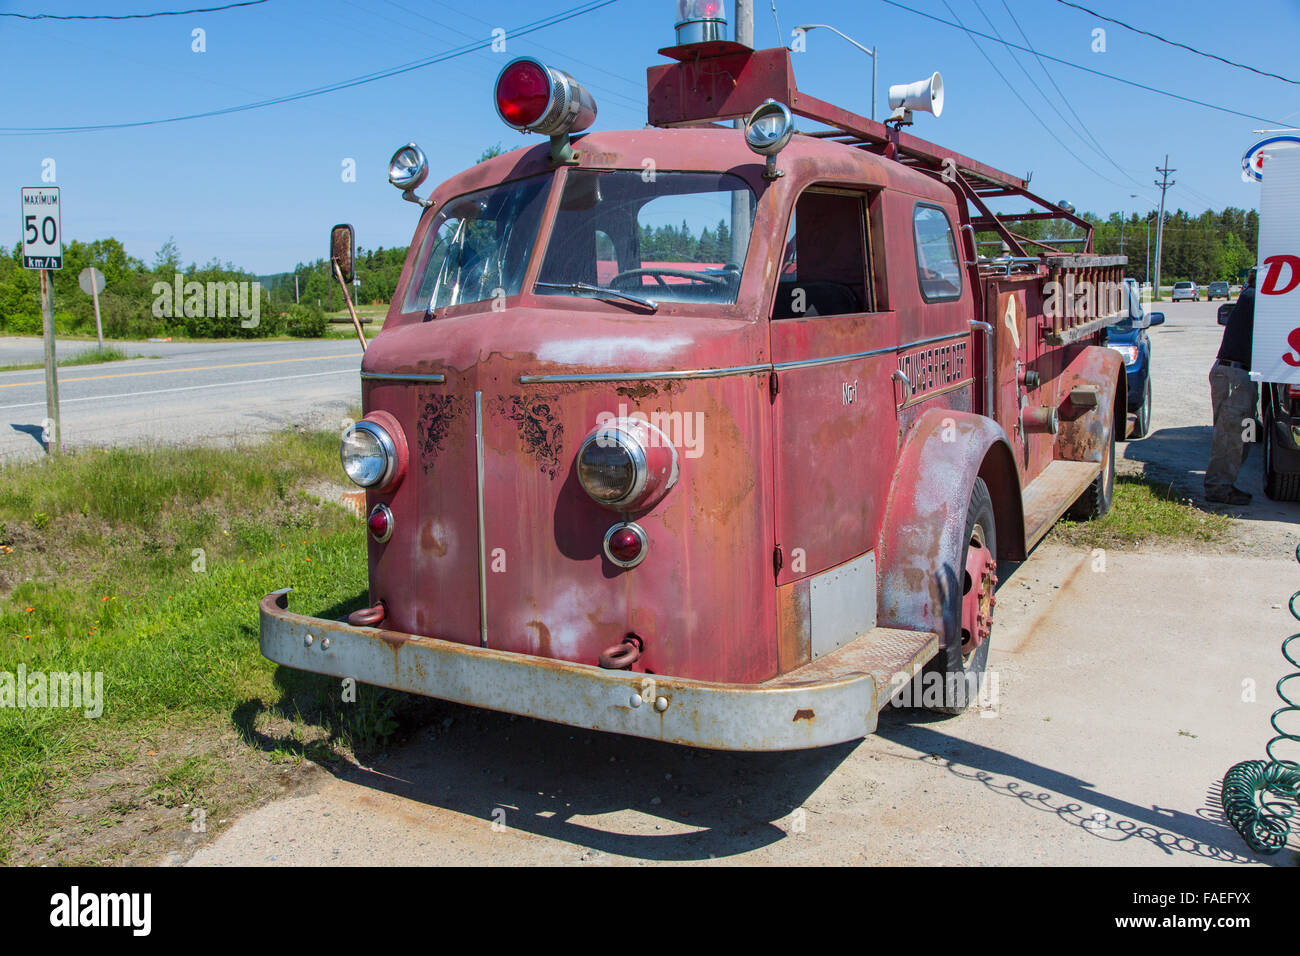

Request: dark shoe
left=1206, top=487, right=1252, bottom=505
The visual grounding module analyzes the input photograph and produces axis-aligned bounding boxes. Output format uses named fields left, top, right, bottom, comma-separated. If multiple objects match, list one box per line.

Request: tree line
left=0, top=204, right=1258, bottom=339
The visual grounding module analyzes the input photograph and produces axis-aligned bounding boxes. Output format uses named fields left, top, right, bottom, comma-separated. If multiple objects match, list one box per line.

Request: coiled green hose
left=1219, top=544, right=1300, bottom=856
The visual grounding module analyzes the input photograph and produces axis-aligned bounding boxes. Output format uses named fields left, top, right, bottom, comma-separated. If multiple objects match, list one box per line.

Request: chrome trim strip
left=519, top=364, right=771, bottom=384
left=899, top=330, right=973, bottom=350
left=516, top=331, right=976, bottom=383
left=474, top=392, right=488, bottom=649
left=774, top=346, right=896, bottom=372
left=360, top=372, right=447, bottom=383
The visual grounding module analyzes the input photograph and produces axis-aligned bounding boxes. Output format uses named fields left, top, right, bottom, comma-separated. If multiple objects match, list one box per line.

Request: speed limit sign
left=21, top=186, right=62, bottom=270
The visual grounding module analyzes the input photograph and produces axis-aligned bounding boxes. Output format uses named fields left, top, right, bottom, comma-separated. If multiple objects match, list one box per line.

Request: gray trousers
left=1206, top=363, right=1258, bottom=493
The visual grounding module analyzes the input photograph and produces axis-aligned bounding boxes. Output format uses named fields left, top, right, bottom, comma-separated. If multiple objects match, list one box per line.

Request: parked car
left=1105, top=278, right=1165, bottom=438
left=1171, top=281, right=1199, bottom=302
left=1207, top=281, right=1231, bottom=300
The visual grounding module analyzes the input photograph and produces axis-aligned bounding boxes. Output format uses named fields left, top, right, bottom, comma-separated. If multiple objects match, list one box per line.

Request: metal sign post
left=21, top=186, right=63, bottom=454
left=78, top=266, right=106, bottom=351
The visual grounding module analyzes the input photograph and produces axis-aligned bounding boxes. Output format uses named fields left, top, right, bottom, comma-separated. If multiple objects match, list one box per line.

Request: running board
left=1021, top=459, right=1101, bottom=550
left=766, top=626, right=938, bottom=713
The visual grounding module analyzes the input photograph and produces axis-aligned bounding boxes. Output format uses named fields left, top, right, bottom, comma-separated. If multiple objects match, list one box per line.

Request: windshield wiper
left=536, top=281, right=659, bottom=312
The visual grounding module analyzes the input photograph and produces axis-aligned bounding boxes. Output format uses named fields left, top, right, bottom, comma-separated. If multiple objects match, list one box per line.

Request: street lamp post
left=1130, top=193, right=1158, bottom=292
left=795, top=23, right=877, bottom=121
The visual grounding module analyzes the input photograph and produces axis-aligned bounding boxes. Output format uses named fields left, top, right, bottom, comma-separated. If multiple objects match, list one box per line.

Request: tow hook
left=598, top=633, right=644, bottom=670
left=347, top=602, right=387, bottom=627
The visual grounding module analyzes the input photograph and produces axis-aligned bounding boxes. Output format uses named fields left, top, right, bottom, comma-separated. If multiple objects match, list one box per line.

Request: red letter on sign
left=1260, top=254, right=1300, bottom=296
left=1284, top=326, right=1300, bottom=368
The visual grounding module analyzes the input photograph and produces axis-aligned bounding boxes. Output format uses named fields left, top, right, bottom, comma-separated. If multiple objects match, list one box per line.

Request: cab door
left=769, top=188, right=898, bottom=605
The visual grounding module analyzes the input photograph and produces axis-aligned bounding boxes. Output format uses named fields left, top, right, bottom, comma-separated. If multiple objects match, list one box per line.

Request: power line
left=876, top=0, right=1286, bottom=125
left=939, top=0, right=1129, bottom=190
left=998, top=0, right=1145, bottom=191
left=1054, top=0, right=1300, bottom=86
left=0, top=1, right=267, bottom=20
left=0, top=0, right=620, bottom=135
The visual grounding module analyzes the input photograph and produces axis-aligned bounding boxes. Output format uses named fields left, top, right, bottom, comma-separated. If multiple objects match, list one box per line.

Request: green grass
left=0, top=346, right=143, bottom=374
left=1050, top=474, right=1232, bottom=549
left=0, top=429, right=412, bottom=864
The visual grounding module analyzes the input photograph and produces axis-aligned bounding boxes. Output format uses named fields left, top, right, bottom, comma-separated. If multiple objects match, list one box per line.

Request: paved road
left=0, top=338, right=362, bottom=461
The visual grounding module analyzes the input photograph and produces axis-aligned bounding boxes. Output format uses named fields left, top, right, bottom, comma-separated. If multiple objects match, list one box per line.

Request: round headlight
left=577, top=429, right=644, bottom=507
left=744, top=99, right=794, bottom=156
left=341, top=421, right=396, bottom=488
left=388, top=143, right=429, bottom=192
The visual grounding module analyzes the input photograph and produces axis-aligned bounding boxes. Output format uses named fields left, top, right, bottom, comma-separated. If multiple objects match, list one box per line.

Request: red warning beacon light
left=493, top=57, right=597, bottom=138
left=675, top=0, right=729, bottom=44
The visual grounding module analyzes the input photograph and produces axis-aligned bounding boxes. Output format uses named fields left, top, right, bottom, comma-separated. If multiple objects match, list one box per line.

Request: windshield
left=536, top=169, right=755, bottom=306
left=401, top=175, right=551, bottom=313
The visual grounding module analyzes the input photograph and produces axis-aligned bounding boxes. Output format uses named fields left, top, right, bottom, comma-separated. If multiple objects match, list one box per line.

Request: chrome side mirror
left=388, top=143, right=432, bottom=208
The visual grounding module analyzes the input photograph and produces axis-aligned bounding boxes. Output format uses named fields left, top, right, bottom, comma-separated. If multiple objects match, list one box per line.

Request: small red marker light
left=496, top=59, right=551, bottom=129
left=367, top=504, right=393, bottom=543
left=603, top=522, right=648, bottom=568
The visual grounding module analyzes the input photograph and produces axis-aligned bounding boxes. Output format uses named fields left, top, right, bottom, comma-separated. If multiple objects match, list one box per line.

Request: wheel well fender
left=877, top=409, right=1023, bottom=644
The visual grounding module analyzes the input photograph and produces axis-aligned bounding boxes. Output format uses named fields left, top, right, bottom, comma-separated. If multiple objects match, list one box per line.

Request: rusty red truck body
left=260, top=27, right=1127, bottom=751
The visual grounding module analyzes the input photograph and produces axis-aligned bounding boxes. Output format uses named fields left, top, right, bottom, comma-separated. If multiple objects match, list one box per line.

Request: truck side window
left=772, top=190, right=874, bottom=319
left=913, top=203, right=963, bottom=302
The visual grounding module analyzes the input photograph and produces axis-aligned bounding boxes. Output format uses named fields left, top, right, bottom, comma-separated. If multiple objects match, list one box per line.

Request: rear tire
left=1264, top=418, right=1300, bottom=501
left=1130, top=381, right=1152, bottom=440
left=920, top=478, right=997, bottom=716
left=1066, top=419, right=1116, bottom=520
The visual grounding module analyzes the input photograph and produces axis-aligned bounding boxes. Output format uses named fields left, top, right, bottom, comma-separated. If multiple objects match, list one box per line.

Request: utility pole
left=730, top=0, right=755, bottom=267
left=1153, top=155, right=1175, bottom=301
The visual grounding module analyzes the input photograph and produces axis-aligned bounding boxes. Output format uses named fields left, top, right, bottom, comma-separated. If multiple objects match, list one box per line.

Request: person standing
left=1205, top=270, right=1258, bottom=505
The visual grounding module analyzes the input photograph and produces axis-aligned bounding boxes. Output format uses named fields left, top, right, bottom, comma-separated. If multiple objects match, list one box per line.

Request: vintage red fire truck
left=260, top=4, right=1127, bottom=751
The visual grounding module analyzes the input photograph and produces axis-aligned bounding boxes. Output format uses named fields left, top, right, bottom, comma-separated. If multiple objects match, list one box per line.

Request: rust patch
left=525, top=619, right=553, bottom=658
left=616, top=382, right=659, bottom=400
left=419, top=517, right=448, bottom=557
left=498, top=394, right=564, bottom=479
left=416, top=394, right=464, bottom=472
left=792, top=708, right=815, bottom=722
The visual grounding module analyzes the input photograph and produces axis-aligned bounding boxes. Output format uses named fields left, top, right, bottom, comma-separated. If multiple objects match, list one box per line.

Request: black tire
left=1066, top=419, right=1116, bottom=520
left=1264, top=418, right=1300, bottom=501
left=920, top=477, right=997, bottom=715
left=1129, top=380, right=1152, bottom=440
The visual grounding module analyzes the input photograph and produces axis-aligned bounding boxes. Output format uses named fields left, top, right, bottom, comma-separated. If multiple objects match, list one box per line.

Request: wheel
left=1130, top=380, right=1152, bottom=439
left=1264, top=415, right=1300, bottom=501
left=1066, top=418, right=1116, bottom=520
left=920, top=477, right=998, bottom=715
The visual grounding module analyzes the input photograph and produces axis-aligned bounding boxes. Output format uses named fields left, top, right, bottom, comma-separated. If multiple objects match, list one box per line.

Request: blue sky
left=2, top=0, right=1297, bottom=274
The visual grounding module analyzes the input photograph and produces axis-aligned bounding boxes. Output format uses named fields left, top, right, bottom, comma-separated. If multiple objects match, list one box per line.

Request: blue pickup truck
left=1104, top=278, right=1164, bottom=439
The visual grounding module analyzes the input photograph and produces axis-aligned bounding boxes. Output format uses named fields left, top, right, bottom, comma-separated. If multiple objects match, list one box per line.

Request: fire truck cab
left=260, top=9, right=1126, bottom=751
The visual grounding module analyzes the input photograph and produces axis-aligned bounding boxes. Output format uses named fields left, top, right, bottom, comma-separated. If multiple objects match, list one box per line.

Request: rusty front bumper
left=259, top=589, right=937, bottom=752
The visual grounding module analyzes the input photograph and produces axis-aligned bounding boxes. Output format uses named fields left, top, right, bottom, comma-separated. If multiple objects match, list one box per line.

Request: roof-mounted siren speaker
left=494, top=56, right=598, bottom=165
left=887, top=72, right=944, bottom=127
left=675, top=0, right=729, bottom=45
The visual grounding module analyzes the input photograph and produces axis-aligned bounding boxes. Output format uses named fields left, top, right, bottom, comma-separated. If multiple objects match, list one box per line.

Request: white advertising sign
left=1253, top=148, right=1300, bottom=384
